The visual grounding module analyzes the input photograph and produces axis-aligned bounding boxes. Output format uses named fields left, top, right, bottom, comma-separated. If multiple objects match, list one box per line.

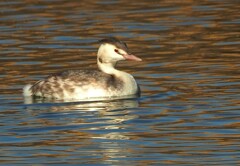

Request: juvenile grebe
left=23, top=37, right=142, bottom=100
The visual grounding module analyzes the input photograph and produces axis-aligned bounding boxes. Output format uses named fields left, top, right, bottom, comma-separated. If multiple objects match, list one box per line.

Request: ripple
left=0, top=0, right=239, bottom=165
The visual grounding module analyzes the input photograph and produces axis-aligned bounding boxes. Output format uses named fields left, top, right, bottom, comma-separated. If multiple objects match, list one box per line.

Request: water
left=0, top=0, right=239, bottom=165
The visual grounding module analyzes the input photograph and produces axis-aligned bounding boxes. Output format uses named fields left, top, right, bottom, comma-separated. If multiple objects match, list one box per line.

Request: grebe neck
left=97, top=58, right=120, bottom=75
left=97, top=44, right=121, bottom=75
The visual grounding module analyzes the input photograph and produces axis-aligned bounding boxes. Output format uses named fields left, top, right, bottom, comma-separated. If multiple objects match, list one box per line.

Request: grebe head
left=97, top=37, right=142, bottom=65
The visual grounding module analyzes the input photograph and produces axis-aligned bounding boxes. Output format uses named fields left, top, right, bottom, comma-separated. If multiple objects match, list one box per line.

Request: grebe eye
left=114, top=49, right=120, bottom=54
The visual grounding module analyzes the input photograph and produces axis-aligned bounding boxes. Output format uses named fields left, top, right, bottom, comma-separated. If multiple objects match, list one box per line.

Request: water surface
left=0, top=0, right=239, bottom=165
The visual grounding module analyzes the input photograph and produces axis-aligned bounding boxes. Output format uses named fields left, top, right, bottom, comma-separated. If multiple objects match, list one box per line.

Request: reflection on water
left=0, top=0, right=239, bottom=165
left=24, top=97, right=139, bottom=112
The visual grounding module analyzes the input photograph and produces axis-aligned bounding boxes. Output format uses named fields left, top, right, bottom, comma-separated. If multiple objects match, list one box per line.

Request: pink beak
left=123, top=54, right=142, bottom=61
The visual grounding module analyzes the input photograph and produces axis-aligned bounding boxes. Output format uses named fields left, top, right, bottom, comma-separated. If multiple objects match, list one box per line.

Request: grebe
left=23, top=37, right=142, bottom=100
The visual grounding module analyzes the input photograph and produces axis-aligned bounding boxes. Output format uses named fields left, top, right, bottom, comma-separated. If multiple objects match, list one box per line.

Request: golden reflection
left=0, top=0, right=239, bottom=165
left=19, top=99, right=140, bottom=162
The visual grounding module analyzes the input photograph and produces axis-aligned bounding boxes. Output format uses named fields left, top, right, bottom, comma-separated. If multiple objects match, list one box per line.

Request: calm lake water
left=0, top=0, right=239, bottom=165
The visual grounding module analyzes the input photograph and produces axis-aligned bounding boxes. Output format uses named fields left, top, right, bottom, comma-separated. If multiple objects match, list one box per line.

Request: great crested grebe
left=23, top=37, right=142, bottom=100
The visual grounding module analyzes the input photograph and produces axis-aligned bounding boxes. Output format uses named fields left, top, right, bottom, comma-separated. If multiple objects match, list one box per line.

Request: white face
left=97, top=43, right=127, bottom=63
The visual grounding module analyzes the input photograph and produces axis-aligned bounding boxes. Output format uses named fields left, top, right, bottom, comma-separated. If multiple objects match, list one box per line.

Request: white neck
left=97, top=44, right=123, bottom=75
left=97, top=61, right=117, bottom=75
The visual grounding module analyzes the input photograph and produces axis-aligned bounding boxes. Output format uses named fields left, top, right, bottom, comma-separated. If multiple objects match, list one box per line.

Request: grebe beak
left=122, top=54, right=142, bottom=61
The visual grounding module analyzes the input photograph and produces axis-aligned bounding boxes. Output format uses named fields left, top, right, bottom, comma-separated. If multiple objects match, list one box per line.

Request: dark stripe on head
left=99, top=37, right=129, bottom=52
